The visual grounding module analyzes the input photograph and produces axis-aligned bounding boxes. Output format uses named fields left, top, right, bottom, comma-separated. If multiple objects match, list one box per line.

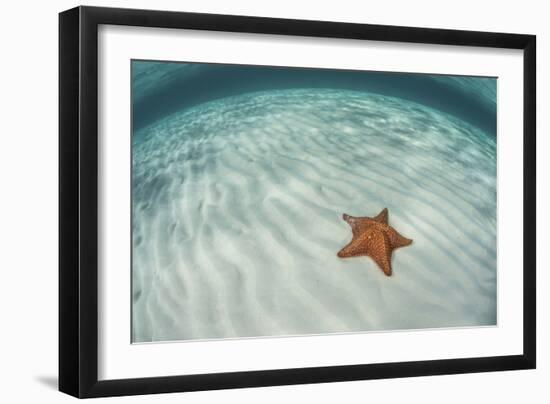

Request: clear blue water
left=131, top=60, right=497, bottom=343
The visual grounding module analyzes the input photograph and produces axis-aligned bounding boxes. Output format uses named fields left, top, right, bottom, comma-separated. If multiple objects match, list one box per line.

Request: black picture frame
left=59, top=5, right=536, bottom=398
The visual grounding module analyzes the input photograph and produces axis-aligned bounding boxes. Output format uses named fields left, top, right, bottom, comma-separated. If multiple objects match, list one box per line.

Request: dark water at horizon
left=132, top=60, right=497, bottom=138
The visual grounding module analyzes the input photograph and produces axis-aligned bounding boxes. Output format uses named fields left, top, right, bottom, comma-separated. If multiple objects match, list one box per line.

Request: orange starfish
left=337, top=208, right=412, bottom=276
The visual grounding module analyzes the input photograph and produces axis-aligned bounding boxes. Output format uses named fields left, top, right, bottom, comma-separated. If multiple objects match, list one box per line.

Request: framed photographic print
left=59, top=6, right=536, bottom=398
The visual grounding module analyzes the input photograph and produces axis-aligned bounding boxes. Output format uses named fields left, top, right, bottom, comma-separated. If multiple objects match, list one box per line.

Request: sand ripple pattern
left=132, top=89, right=497, bottom=343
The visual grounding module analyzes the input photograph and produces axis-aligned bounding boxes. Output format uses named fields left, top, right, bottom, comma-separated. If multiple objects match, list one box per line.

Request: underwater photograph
left=131, top=60, right=497, bottom=343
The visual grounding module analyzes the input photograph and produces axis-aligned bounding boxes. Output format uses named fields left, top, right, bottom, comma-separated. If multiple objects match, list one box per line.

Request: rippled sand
left=132, top=89, right=496, bottom=343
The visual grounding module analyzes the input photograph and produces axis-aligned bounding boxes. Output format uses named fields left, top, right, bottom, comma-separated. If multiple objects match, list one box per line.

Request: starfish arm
left=342, top=213, right=378, bottom=237
left=367, top=230, right=393, bottom=276
left=372, top=207, right=389, bottom=224
left=337, top=235, right=366, bottom=258
left=386, top=226, right=413, bottom=249
left=342, top=213, right=359, bottom=236
left=342, top=214, right=370, bottom=237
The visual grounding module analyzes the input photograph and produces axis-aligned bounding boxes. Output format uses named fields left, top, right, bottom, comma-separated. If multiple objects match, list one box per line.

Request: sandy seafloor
left=132, top=88, right=497, bottom=343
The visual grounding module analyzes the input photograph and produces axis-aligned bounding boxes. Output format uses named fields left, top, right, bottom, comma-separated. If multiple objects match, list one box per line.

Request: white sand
left=131, top=89, right=497, bottom=343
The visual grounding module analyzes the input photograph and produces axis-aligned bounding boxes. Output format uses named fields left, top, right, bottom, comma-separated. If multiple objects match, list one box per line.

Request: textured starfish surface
left=337, top=208, right=413, bottom=276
